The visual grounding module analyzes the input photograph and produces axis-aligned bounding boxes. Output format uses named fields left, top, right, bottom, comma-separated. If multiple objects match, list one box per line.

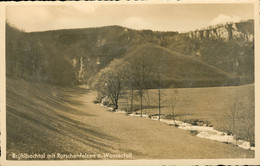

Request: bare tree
left=224, top=94, right=255, bottom=148
left=225, top=95, right=242, bottom=145
left=168, top=86, right=179, bottom=124
left=156, top=88, right=169, bottom=121
left=129, top=88, right=135, bottom=112
left=154, top=59, right=167, bottom=121
left=94, top=59, right=128, bottom=110
left=127, top=73, right=138, bottom=113
left=157, top=71, right=162, bottom=121
left=242, top=108, right=254, bottom=148
left=125, top=87, right=138, bottom=113
left=240, top=93, right=255, bottom=149
left=129, top=59, right=153, bottom=117
left=144, top=90, right=151, bottom=115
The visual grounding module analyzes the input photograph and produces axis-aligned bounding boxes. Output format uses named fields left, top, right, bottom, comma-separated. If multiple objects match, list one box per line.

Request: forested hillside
left=6, top=20, right=254, bottom=87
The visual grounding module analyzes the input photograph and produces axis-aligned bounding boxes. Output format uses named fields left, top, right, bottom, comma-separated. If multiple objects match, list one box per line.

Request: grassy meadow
left=119, top=84, right=255, bottom=144
left=6, top=78, right=254, bottom=159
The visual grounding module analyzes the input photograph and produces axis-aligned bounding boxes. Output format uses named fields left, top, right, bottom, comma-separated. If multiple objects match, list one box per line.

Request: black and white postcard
left=0, top=0, right=259, bottom=165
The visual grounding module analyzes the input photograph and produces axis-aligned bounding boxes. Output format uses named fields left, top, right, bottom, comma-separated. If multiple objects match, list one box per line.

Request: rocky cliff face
left=187, top=20, right=254, bottom=42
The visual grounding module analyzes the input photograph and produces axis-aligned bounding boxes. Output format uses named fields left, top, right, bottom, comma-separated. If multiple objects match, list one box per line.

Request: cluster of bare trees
left=94, top=57, right=155, bottom=112
left=93, top=58, right=181, bottom=123
left=93, top=57, right=179, bottom=121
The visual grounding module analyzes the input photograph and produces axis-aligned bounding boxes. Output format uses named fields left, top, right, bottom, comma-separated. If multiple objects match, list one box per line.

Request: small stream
left=99, top=103, right=255, bottom=151
left=128, top=112, right=255, bottom=151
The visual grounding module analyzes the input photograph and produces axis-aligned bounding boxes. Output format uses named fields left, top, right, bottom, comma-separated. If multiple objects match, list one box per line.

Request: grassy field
left=119, top=84, right=255, bottom=144
left=6, top=78, right=254, bottom=159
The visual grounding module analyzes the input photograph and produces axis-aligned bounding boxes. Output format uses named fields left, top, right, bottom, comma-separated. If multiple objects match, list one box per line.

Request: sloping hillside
left=6, top=78, right=93, bottom=156
left=122, top=43, right=238, bottom=88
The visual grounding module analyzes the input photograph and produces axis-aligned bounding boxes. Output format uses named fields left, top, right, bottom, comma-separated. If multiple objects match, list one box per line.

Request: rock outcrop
left=187, top=20, right=254, bottom=42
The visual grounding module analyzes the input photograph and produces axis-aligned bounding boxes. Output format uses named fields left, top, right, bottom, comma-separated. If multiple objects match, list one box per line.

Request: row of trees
left=93, top=58, right=179, bottom=121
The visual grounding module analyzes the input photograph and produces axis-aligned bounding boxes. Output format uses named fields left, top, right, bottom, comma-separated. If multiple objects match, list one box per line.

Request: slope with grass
left=122, top=43, right=238, bottom=88
left=6, top=78, right=254, bottom=159
left=122, top=84, right=254, bottom=144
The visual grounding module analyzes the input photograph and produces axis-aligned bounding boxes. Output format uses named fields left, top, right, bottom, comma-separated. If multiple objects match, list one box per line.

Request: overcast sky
left=6, top=3, right=254, bottom=32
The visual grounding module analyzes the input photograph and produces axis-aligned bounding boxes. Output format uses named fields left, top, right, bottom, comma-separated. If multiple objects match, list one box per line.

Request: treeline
left=6, top=23, right=77, bottom=85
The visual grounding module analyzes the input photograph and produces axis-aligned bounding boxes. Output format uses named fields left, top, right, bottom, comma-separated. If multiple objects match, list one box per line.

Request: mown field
left=119, top=84, right=255, bottom=144
left=6, top=78, right=254, bottom=160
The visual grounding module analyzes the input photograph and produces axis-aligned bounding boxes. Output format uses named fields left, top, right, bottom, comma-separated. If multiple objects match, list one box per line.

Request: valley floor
left=6, top=78, right=254, bottom=159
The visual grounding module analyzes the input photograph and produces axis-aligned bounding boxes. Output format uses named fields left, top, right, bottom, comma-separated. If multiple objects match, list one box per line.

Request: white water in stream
left=100, top=104, right=254, bottom=151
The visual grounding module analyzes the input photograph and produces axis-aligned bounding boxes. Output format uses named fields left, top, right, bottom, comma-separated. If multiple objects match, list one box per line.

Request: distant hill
left=120, top=43, right=238, bottom=88
left=6, top=20, right=254, bottom=87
